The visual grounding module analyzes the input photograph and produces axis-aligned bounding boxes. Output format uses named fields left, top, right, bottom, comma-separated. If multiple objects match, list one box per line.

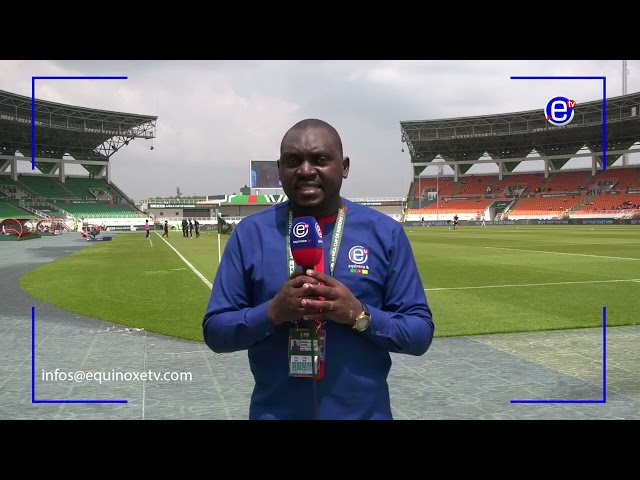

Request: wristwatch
left=353, top=302, right=371, bottom=332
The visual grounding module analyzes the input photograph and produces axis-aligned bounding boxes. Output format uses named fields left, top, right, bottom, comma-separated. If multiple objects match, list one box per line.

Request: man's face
left=278, top=126, right=349, bottom=214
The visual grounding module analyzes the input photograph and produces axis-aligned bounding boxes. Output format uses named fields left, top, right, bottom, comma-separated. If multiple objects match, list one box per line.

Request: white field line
left=156, top=233, right=212, bottom=289
left=425, top=278, right=640, bottom=292
left=484, top=246, right=640, bottom=261
left=152, top=233, right=638, bottom=293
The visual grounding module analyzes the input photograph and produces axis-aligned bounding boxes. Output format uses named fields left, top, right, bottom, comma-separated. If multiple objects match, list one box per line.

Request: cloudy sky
left=2, top=60, right=639, bottom=201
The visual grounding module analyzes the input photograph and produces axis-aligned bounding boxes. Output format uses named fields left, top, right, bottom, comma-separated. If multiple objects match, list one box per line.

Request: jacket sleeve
left=202, top=227, right=276, bottom=353
left=362, top=224, right=434, bottom=356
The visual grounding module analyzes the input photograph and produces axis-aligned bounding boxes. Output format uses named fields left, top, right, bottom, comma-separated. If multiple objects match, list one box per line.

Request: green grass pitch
left=19, top=225, right=639, bottom=342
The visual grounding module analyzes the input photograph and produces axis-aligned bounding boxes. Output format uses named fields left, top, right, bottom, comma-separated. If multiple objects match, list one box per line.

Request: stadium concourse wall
left=141, top=195, right=405, bottom=232
left=405, top=218, right=640, bottom=227
left=403, top=210, right=640, bottom=223
left=140, top=194, right=639, bottom=232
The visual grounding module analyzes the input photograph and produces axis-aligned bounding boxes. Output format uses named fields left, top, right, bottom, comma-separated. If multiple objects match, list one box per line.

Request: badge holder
left=288, top=321, right=326, bottom=379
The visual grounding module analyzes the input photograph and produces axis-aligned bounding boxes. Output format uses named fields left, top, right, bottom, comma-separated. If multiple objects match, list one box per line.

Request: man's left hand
left=299, top=269, right=362, bottom=326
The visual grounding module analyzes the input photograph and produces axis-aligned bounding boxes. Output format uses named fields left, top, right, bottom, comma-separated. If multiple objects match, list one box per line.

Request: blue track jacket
left=202, top=199, right=434, bottom=420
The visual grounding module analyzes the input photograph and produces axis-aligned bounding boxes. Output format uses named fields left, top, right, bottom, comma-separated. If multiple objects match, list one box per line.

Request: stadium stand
left=0, top=201, right=29, bottom=219
left=575, top=192, right=640, bottom=216
left=456, top=175, right=497, bottom=196
left=507, top=191, right=588, bottom=217
left=4, top=87, right=639, bottom=231
left=401, top=92, right=640, bottom=222
left=0, top=88, right=157, bottom=233
left=405, top=168, right=640, bottom=222
left=541, top=170, right=593, bottom=193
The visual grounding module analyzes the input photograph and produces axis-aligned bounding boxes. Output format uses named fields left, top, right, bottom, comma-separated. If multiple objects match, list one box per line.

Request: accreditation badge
left=288, top=328, right=326, bottom=378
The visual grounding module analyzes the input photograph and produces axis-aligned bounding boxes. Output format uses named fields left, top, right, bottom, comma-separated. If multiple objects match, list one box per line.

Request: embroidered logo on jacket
left=348, top=246, right=369, bottom=275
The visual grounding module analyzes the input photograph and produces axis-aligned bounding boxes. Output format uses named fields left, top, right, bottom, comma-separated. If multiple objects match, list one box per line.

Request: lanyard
left=286, top=202, right=345, bottom=383
left=286, top=202, right=346, bottom=277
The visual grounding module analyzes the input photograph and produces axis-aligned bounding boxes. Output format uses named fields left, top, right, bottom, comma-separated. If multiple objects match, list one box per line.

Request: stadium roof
left=401, top=92, right=640, bottom=174
left=0, top=89, right=157, bottom=171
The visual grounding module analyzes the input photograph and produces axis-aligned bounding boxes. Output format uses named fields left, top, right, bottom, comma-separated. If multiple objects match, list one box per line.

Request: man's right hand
left=267, top=271, right=322, bottom=326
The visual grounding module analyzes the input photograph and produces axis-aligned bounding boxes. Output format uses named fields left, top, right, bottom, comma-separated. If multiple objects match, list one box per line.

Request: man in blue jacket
left=202, top=119, right=435, bottom=420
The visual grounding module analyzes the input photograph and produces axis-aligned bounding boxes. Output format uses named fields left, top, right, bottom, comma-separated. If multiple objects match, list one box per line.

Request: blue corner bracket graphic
left=510, top=306, right=607, bottom=405
left=31, top=306, right=128, bottom=404
left=31, top=75, right=128, bottom=404
left=508, top=75, right=607, bottom=404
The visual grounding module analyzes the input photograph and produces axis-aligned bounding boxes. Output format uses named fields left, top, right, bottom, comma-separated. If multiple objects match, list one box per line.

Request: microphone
left=290, top=216, right=323, bottom=271
left=289, top=215, right=324, bottom=419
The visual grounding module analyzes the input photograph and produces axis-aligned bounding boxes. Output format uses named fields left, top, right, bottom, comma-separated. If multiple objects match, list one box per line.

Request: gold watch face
left=355, top=315, right=370, bottom=331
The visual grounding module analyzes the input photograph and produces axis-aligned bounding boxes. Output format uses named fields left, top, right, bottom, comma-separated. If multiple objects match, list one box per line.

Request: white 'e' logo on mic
left=293, top=222, right=309, bottom=238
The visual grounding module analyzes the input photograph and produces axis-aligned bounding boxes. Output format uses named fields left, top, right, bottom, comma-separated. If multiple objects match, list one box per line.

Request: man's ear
left=342, top=156, right=350, bottom=179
